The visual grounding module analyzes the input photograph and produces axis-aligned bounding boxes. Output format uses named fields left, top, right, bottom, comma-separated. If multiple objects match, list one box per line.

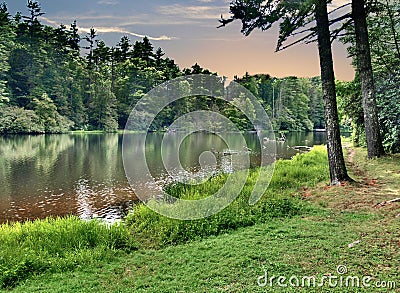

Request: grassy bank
left=3, top=145, right=400, bottom=291
left=125, top=146, right=329, bottom=247
left=11, top=211, right=399, bottom=292
left=0, top=217, right=137, bottom=288
left=0, top=147, right=328, bottom=289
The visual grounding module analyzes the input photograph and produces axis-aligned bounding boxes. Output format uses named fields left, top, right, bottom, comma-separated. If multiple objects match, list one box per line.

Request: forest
left=0, top=0, right=399, bottom=153
left=0, top=1, right=323, bottom=134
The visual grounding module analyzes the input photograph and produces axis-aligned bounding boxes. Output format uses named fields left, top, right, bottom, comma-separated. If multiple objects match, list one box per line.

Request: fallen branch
left=374, top=197, right=400, bottom=207
left=386, top=198, right=400, bottom=203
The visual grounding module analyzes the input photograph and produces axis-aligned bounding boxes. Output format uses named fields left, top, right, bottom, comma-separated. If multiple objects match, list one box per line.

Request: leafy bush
left=0, top=96, right=73, bottom=134
left=0, top=106, right=44, bottom=133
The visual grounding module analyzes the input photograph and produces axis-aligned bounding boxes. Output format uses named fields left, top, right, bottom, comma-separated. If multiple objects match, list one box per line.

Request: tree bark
left=352, top=0, right=385, bottom=158
left=315, top=0, right=352, bottom=185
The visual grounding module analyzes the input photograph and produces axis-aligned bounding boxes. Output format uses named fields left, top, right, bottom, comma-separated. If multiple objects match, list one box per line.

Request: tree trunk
left=352, top=0, right=385, bottom=158
left=315, top=0, right=352, bottom=185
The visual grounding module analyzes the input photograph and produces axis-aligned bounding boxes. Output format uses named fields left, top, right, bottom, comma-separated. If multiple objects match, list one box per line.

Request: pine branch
left=327, top=3, right=351, bottom=16
left=276, top=30, right=317, bottom=51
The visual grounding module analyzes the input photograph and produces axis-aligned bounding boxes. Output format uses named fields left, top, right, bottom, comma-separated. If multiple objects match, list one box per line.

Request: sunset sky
left=7, top=0, right=355, bottom=80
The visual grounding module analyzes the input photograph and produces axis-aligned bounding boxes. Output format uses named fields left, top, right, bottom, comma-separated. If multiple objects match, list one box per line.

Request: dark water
left=0, top=132, right=327, bottom=223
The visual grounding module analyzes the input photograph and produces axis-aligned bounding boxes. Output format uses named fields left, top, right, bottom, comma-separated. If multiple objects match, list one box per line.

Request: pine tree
left=352, top=0, right=385, bottom=158
left=0, top=3, right=13, bottom=104
left=220, top=0, right=352, bottom=184
left=115, top=36, right=131, bottom=62
left=68, top=20, right=80, bottom=56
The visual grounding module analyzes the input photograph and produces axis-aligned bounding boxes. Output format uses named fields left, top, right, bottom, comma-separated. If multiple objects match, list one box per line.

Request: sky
left=6, top=0, right=355, bottom=81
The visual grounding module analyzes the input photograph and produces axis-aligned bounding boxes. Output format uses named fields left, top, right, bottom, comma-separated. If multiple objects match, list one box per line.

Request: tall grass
left=0, top=216, right=136, bottom=288
left=125, top=146, right=329, bottom=247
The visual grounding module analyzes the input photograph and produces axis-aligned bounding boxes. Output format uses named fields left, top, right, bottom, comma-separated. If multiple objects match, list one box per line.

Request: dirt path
left=308, top=144, right=400, bottom=216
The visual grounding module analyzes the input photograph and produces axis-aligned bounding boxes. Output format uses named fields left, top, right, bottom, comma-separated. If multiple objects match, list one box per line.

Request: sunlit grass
left=0, top=217, right=137, bottom=288
left=125, top=146, right=330, bottom=247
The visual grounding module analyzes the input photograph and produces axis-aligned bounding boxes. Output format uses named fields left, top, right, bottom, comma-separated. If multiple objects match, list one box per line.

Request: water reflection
left=0, top=132, right=327, bottom=223
left=0, top=134, right=134, bottom=223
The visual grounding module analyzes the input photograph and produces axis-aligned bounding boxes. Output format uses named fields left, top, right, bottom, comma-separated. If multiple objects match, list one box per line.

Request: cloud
left=40, top=17, right=59, bottom=26
left=97, top=0, right=119, bottom=5
left=157, top=4, right=226, bottom=20
left=79, top=26, right=177, bottom=41
left=39, top=13, right=201, bottom=27
left=40, top=16, right=177, bottom=41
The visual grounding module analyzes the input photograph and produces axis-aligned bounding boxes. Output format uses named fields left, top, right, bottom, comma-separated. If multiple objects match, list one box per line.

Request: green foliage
left=0, top=2, right=14, bottom=105
left=0, top=94, right=72, bottom=134
left=0, top=105, right=43, bottom=133
left=0, top=2, right=182, bottom=133
left=375, top=72, right=400, bottom=153
left=338, top=0, right=400, bottom=153
left=368, top=1, right=400, bottom=74
left=0, top=1, right=330, bottom=134
left=125, top=146, right=329, bottom=247
left=222, top=93, right=256, bottom=130
left=336, top=79, right=365, bottom=146
left=0, top=1, right=329, bottom=134
left=31, top=93, right=73, bottom=133
left=0, top=216, right=137, bottom=288
left=236, top=75, right=323, bottom=131
left=308, top=77, right=325, bottom=129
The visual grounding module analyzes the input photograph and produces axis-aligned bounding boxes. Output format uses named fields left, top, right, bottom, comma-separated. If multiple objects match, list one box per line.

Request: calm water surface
left=0, top=132, right=326, bottom=223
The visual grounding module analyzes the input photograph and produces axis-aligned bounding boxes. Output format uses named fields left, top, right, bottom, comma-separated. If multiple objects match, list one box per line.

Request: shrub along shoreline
left=0, top=146, right=329, bottom=289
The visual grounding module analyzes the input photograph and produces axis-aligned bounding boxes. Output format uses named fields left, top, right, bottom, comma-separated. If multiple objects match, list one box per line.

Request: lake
left=0, top=132, right=327, bottom=223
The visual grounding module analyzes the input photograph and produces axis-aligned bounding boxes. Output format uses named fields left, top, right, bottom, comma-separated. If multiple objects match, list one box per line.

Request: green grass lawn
left=11, top=211, right=399, bottom=292
left=3, top=145, right=400, bottom=292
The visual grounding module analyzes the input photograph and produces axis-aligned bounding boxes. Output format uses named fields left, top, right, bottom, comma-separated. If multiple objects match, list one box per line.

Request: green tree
left=223, top=93, right=256, bottom=131
left=336, top=79, right=364, bottom=145
left=67, top=20, right=80, bottom=56
left=368, top=1, right=400, bottom=73
left=375, top=72, right=400, bottom=153
left=352, top=0, right=385, bottom=158
left=115, top=36, right=131, bottom=62
left=0, top=2, right=13, bottom=105
left=220, top=0, right=351, bottom=184
left=308, top=77, right=325, bottom=129
left=339, top=0, right=400, bottom=153
left=90, top=74, right=118, bottom=132
left=31, top=93, right=72, bottom=132
left=131, top=37, right=154, bottom=64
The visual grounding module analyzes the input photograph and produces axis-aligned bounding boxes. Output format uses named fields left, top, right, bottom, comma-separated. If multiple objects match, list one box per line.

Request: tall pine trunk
left=352, top=0, right=385, bottom=158
left=315, top=0, right=352, bottom=185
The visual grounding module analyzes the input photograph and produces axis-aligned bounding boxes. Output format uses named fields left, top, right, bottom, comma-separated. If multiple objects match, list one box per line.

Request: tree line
left=0, top=1, right=181, bottom=133
left=0, top=1, right=326, bottom=134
